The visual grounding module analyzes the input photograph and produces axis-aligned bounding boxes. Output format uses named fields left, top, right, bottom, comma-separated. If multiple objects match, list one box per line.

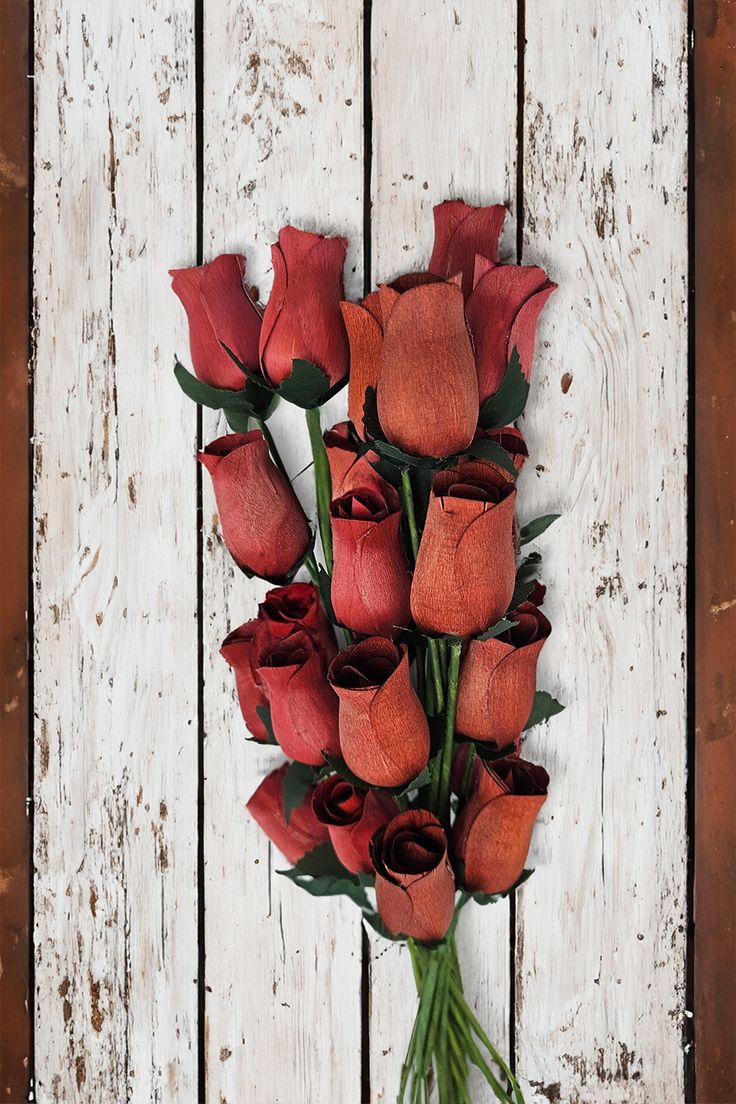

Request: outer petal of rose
left=258, top=242, right=288, bottom=383
left=341, top=302, right=383, bottom=440
left=377, top=282, right=478, bottom=458
left=287, top=651, right=341, bottom=761
left=375, top=860, right=455, bottom=942
left=508, top=281, right=557, bottom=381
left=331, top=512, right=411, bottom=638
left=346, top=791, right=396, bottom=872
left=453, top=493, right=517, bottom=630
left=429, top=200, right=506, bottom=300
left=324, top=426, right=383, bottom=497
left=220, top=621, right=269, bottom=741
left=456, top=634, right=548, bottom=744
left=246, top=765, right=329, bottom=865
left=389, top=271, right=443, bottom=293
left=466, top=265, right=550, bottom=403
left=256, top=662, right=323, bottom=764
left=199, top=253, right=262, bottom=372
left=170, top=258, right=250, bottom=390
left=461, top=791, right=547, bottom=894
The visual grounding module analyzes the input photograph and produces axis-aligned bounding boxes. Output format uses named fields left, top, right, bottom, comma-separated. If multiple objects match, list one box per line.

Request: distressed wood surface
left=201, top=3, right=364, bottom=1101
left=515, top=2, right=689, bottom=1101
left=369, top=2, right=517, bottom=1099
left=32, top=3, right=198, bottom=1100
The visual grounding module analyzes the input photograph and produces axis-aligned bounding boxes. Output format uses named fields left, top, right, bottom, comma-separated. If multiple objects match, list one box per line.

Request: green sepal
left=277, top=868, right=373, bottom=911
left=282, top=761, right=317, bottom=824
left=508, top=551, right=542, bottom=610
left=253, top=704, right=278, bottom=745
left=523, top=691, right=565, bottom=730
left=519, top=513, right=560, bottom=545
left=275, top=358, right=347, bottom=409
left=477, top=347, right=530, bottom=429
left=465, top=437, right=518, bottom=478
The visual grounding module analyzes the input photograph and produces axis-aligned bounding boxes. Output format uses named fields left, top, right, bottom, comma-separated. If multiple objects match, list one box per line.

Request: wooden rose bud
left=311, top=775, right=396, bottom=874
left=220, top=620, right=269, bottom=742
left=323, top=420, right=383, bottom=498
left=456, top=601, right=551, bottom=747
left=259, top=226, right=349, bottom=387
left=256, top=631, right=339, bottom=766
left=330, top=478, right=411, bottom=638
left=428, top=198, right=506, bottom=301
left=199, top=430, right=311, bottom=582
left=465, top=254, right=556, bottom=403
left=454, top=757, right=549, bottom=895
left=246, top=764, right=329, bottom=865
left=170, top=253, right=262, bottom=390
left=376, top=280, right=479, bottom=459
left=329, top=638, right=429, bottom=788
left=257, top=581, right=337, bottom=662
left=410, top=461, right=517, bottom=637
left=369, top=810, right=456, bottom=942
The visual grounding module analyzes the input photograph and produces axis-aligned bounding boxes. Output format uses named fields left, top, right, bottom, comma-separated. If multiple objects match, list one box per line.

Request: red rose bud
left=323, top=420, right=383, bottom=498
left=257, top=581, right=337, bottom=662
left=370, top=810, right=456, bottom=941
left=454, top=757, right=549, bottom=895
left=411, top=462, right=517, bottom=637
left=465, top=256, right=556, bottom=403
left=376, top=280, right=479, bottom=458
left=246, top=764, right=329, bottom=865
left=220, top=620, right=269, bottom=742
left=330, top=479, right=411, bottom=638
left=170, top=254, right=261, bottom=390
left=479, top=426, right=528, bottom=473
left=456, top=602, right=551, bottom=747
left=259, top=226, right=348, bottom=387
left=256, top=631, right=339, bottom=766
left=312, top=775, right=396, bottom=874
left=199, top=430, right=310, bottom=581
left=329, top=638, right=430, bottom=788
left=428, top=199, right=506, bottom=300
left=341, top=292, right=384, bottom=440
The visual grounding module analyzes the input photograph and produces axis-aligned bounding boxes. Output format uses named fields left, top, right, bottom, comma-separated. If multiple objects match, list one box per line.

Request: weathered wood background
left=28, top=1, right=689, bottom=1101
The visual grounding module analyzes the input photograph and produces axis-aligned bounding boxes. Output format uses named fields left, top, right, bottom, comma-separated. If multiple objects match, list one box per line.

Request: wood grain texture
left=32, top=3, right=198, bottom=1099
left=693, top=2, right=736, bottom=1100
left=201, top=3, right=364, bottom=1101
left=0, top=2, right=31, bottom=1099
left=369, top=2, right=517, bottom=1098
left=515, top=2, right=689, bottom=1101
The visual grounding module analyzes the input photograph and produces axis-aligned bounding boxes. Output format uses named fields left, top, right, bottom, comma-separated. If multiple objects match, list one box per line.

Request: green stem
left=460, top=742, right=476, bottom=802
left=436, top=640, right=462, bottom=828
left=305, top=406, right=333, bottom=571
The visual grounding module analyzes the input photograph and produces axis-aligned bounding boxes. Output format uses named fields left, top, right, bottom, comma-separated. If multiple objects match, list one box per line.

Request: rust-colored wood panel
left=0, top=0, right=32, bottom=1100
left=694, top=2, right=736, bottom=1101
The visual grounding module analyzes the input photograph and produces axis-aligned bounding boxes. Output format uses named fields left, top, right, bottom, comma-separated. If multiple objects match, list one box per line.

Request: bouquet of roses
left=171, top=199, right=561, bottom=1103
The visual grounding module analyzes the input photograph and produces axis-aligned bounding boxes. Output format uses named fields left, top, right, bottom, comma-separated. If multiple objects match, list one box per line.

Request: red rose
left=454, top=757, right=548, bottom=894
left=220, top=620, right=269, bottom=742
left=370, top=810, right=456, bottom=941
left=376, top=280, right=479, bottom=458
left=323, top=421, right=383, bottom=498
left=410, top=461, right=517, bottom=637
left=428, top=199, right=506, bottom=300
left=257, top=581, right=337, bottom=662
left=329, top=638, right=429, bottom=788
left=311, top=776, right=396, bottom=874
left=256, top=630, right=339, bottom=766
left=259, top=226, right=348, bottom=387
left=246, top=764, right=329, bottom=865
left=170, top=254, right=261, bottom=390
left=199, top=430, right=311, bottom=581
left=341, top=291, right=384, bottom=440
left=456, top=602, right=551, bottom=747
left=465, top=254, right=556, bottom=403
left=330, top=479, right=411, bottom=638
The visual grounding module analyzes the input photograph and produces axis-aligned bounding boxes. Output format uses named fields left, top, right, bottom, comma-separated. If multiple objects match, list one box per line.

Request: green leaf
left=276, top=359, right=333, bottom=409
left=292, top=841, right=347, bottom=878
left=524, top=691, right=565, bottom=730
left=277, top=868, right=373, bottom=911
left=477, top=347, right=530, bottom=429
left=219, top=341, right=273, bottom=389
left=519, top=513, right=560, bottom=546
left=254, top=704, right=278, bottom=745
left=321, top=753, right=432, bottom=798
left=469, top=868, right=535, bottom=905
left=361, top=910, right=406, bottom=942
left=465, top=437, right=518, bottom=478
left=476, top=618, right=518, bottom=642
left=509, top=551, right=542, bottom=610
left=321, top=753, right=370, bottom=789
left=282, top=761, right=317, bottom=824
left=174, top=359, right=251, bottom=412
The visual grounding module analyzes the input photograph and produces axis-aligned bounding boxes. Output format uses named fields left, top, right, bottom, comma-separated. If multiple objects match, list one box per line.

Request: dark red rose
left=465, top=254, right=556, bottom=403
left=257, top=581, right=337, bottom=662
left=311, top=776, right=396, bottom=874
left=199, top=430, right=311, bottom=581
left=428, top=199, right=506, bottom=300
left=470, top=426, right=528, bottom=473
left=330, top=478, right=411, bottom=638
left=259, top=226, right=348, bottom=387
left=454, top=757, right=549, bottom=894
left=246, top=764, right=329, bottom=865
left=456, top=602, right=551, bottom=747
left=410, top=461, right=517, bottom=637
left=220, top=620, right=269, bottom=742
left=170, top=254, right=262, bottom=390
left=329, top=638, right=429, bottom=788
left=370, top=810, right=456, bottom=941
left=256, top=630, right=339, bottom=766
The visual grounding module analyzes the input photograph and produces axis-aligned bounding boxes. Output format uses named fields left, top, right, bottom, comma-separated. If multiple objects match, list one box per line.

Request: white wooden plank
left=515, top=3, right=689, bottom=1101
left=32, top=3, right=198, bottom=1100
left=370, top=2, right=518, bottom=1098
left=201, top=3, right=364, bottom=1101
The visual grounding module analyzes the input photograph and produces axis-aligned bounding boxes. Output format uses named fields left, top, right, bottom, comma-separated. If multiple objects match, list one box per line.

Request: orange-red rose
left=370, top=810, right=456, bottom=941
left=410, top=461, right=516, bottom=637
left=312, top=775, right=396, bottom=874
left=199, top=430, right=311, bottom=581
left=329, top=638, right=429, bottom=788
left=323, top=420, right=383, bottom=497
left=246, top=764, right=329, bottom=865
